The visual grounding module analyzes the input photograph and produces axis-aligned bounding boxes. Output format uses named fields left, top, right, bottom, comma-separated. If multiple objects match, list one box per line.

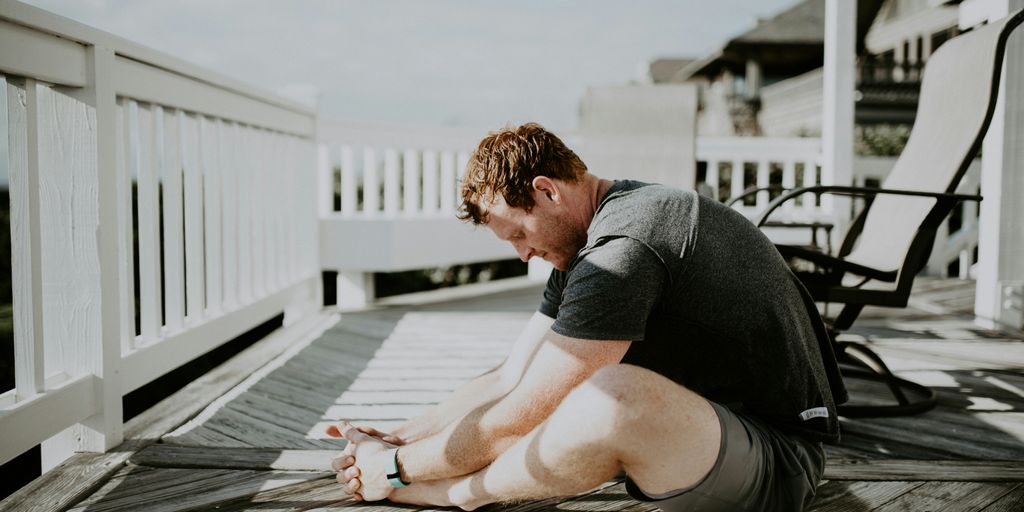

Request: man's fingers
left=345, top=466, right=361, bottom=480
left=326, top=421, right=369, bottom=442
left=347, top=477, right=361, bottom=493
left=330, top=455, right=354, bottom=472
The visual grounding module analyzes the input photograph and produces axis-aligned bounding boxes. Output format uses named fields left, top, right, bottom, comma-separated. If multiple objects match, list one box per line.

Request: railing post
left=974, top=0, right=1024, bottom=330
left=42, top=44, right=125, bottom=471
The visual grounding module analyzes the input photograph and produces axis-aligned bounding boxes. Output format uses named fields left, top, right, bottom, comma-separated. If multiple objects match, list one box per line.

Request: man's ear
left=531, top=176, right=558, bottom=202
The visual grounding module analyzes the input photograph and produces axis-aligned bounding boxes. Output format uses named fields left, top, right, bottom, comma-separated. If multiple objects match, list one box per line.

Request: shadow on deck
left=5, top=278, right=1024, bottom=511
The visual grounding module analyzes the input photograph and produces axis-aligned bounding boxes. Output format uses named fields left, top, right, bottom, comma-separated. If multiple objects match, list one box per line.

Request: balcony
left=1, top=1, right=1023, bottom=510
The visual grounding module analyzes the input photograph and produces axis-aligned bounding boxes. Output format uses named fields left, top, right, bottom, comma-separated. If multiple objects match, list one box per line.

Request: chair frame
left=745, top=9, right=1024, bottom=418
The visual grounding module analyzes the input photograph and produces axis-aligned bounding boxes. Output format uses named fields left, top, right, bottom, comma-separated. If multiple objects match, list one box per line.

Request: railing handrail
left=0, top=0, right=312, bottom=117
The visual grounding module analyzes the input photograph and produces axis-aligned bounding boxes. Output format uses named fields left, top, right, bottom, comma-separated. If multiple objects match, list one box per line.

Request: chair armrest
left=725, top=186, right=788, bottom=207
left=754, top=185, right=983, bottom=227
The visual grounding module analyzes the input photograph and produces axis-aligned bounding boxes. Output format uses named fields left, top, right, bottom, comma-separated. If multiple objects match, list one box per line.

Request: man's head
left=458, top=123, right=591, bottom=271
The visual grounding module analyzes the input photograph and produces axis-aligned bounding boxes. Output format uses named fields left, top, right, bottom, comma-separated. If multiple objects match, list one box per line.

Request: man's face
left=482, top=188, right=587, bottom=272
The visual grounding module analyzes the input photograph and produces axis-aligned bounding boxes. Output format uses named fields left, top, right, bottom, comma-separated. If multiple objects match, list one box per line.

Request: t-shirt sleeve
left=546, top=237, right=667, bottom=341
left=538, top=268, right=565, bottom=320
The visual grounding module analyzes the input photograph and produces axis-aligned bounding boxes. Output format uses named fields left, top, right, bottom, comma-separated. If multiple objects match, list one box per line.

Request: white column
left=975, top=0, right=1024, bottom=330
left=823, top=0, right=856, bottom=243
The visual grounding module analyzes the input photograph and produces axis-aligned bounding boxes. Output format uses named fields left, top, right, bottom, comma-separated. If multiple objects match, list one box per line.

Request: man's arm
left=396, top=330, right=630, bottom=481
left=386, top=311, right=554, bottom=443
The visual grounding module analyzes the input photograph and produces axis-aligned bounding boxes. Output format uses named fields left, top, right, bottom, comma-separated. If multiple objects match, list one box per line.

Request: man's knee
left=560, top=364, right=667, bottom=425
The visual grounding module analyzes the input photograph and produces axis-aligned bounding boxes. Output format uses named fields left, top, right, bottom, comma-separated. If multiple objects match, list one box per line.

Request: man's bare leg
left=389, top=363, right=721, bottom=510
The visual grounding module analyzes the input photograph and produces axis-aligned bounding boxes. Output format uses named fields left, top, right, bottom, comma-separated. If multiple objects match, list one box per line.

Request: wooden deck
left=4, top=277, right=1024, bottom=511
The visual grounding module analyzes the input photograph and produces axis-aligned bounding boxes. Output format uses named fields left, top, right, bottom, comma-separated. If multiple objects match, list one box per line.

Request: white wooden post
left=403, top=149, right=421, bottom=215
left=384, top=148, right=400, bottom=216
left=42, top=45, right=126, bottom=470
left=729, top=159, right=743, bottom=204
left=455, top=151, right=470, bottom=213
left=236, top=124, right=253, bottom=304
left=160, top=108, right=185, bottom=331
left=182, top=113, right=205, bottom=323
left=201, top=116, right=223, bottom=315
left=318, top=144, right=333, bottom=217
left=706, top=159, right=720, bottom=200
left=221, top=121, right=239, bottom=309
left=6, top=78, right=46, bottom=401
left=440, top=151, right=456, bottom=214
left=340, top=145, right=356, bottom=217
left=823, top=0, right=856, bottom=241
left=337, top=271, right=374, bottom=309
left=782, top=159, right=796, bottom=213
left=423, top=150, right=439, bottom=214
left=363, top=147, right=379, bottom=216
left=974, top=0, right=1024, bottom=330
left=755, top=159, right=769, bottom=209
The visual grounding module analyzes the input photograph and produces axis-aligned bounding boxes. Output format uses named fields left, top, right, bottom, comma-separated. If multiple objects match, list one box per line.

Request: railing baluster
left=236, top=124, right=252, bottom=304
left=440, top=151, right=456, bottom=214
left=251, top=128, right=267, bottom=298
left=318, top=144, right=333, bottom=216
left=756, top=159, right=769, bottom=209
left=7, top=77, right=46, bottom=399
left=706, top=159, right=720, bottom=200
left=117, top=101, right=137, bottom=354
left=264, top=130, right=278, bottom=293
left=454, top=151, right=470, bottom=212
left=730, top=159, right=744, bottom=206
left=135, top=104, right=163, bottom=342
left=781, top=159, right=796, bottom=213
left=363, top=147, right=380, bottom=216
left=200, top=116, right=222, bottom=315
left=384, top=148, right=401, bottom=216
left=403, top=149, right=420, bottom=215
left=220, top=120, right=238, bottom=309
left=182, top=112, right=205, bottom=323
left=422, top=150, right=439, bottom=214
left=803, top=159, right=817, bottom=215
left=159, top=108, right=185, bottom=332
left=340, top=145, right=356, bottom=217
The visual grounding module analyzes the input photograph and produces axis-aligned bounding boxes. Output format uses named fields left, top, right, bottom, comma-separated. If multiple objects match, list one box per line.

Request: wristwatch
left=386, top=447, right=410, bottom=488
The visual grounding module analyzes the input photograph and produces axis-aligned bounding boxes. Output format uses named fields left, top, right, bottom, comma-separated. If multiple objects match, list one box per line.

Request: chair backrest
left=842, top=9, right=1024, bottom=276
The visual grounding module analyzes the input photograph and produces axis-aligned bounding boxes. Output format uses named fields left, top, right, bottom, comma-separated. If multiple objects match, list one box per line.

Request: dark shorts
left=625, top=401, right=825, bottom=511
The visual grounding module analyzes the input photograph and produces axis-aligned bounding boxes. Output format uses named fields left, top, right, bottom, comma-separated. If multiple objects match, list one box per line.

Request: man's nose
left=513, top=242, right=533, bottom=262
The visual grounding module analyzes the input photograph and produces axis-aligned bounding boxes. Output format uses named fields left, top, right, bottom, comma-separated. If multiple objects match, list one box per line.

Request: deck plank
left=67, top=465, right=332, bottom=512
left=824, top=460, right=1024, bottom=481
left=870, top=481, right=1019, bottom=512
left=808, top=481, right=924, bottom=511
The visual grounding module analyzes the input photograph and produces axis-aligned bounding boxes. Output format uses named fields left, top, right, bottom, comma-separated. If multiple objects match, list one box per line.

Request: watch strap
left=386, top=447, right=409, bottom=488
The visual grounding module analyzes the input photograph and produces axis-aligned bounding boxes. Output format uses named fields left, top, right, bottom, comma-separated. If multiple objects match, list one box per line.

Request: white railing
left=0, top=2, right=321, bottom=469
left=697, top=136, right=827, bottom=222
left=697, top=138, right=980, bottom=276
left=315, top=128, right=516, bottom=307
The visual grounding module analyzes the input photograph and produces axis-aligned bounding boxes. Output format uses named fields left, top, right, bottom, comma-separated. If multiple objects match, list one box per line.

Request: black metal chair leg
left=835, top=340, right=937, bottom=418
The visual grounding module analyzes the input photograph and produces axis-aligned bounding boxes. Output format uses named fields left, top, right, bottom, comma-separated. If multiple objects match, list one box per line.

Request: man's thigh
left=625, top=400, right=825, bottom=512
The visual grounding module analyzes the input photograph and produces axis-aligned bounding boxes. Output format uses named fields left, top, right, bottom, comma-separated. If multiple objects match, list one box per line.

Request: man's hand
left=326, top=421, right=400, bottom=501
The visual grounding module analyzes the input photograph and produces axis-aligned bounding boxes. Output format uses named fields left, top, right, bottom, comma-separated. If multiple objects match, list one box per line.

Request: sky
left=22, top=0, right=799, bottom=132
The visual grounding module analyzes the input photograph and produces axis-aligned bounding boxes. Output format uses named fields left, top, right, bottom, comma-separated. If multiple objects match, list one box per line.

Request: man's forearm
left=394, top=369, right=507, bottom=442
left=395, top=312, right=554, bottom=443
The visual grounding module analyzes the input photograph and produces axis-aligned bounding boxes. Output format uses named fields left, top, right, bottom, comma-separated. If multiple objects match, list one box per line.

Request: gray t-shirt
left=539, top=180, right=847, bottom=442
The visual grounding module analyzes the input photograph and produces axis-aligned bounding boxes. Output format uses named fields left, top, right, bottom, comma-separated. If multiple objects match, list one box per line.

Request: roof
left=678, top=0, right=885, bottom=80
left=734, top=0, right=825, bottom=44
left=648, top=58, right=698, bottom=83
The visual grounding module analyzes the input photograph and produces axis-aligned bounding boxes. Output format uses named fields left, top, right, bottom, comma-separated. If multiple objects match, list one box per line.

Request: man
left=327, top=123, right=847, bottom=511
